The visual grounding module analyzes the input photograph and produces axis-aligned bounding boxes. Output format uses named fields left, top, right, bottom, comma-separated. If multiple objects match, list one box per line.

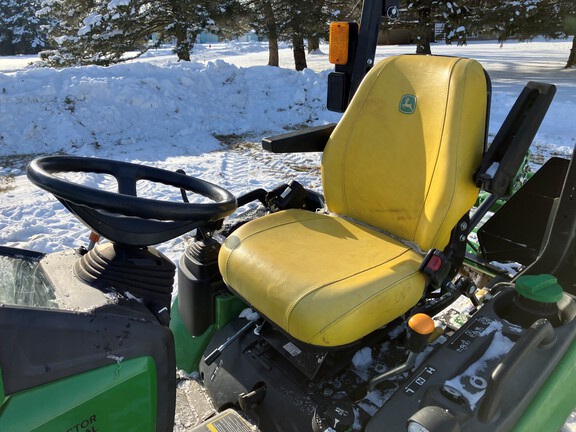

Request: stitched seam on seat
left=327, top=211, right=426, bottom=256
left=223, top=213, right=328, bottom=279
left=337, top=59, right=392, bottom=216
left=231, top=214, right=323, bottom=244
left=429, top=59, right=472, bottom=247
left=284, top=247, right=415, bottom=330
left=413, top=57, right=456, bottom=246
left=308, top=266, right=422, bottom=344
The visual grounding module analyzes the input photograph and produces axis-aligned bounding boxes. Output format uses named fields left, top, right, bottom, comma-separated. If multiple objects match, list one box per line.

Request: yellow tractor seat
left=219, top=55, right=489, bottom=347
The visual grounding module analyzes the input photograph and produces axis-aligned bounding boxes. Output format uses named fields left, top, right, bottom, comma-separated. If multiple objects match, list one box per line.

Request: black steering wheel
left=27, top=156, right=237, bottom=247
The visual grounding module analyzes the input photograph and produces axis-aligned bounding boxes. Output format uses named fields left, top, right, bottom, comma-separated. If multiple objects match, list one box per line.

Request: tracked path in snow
left=0, top=139, right=324, bottom=261
left=220, top=140, right=322, bottom=192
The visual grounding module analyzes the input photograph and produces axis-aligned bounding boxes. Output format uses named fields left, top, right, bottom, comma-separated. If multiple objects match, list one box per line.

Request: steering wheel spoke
left=27, top=156, right=237, bottom=247
left=116, top=175, right=138, bottom=196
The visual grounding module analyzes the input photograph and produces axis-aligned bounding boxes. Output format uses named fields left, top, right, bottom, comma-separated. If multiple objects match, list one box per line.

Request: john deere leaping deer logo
left=399, top=94, right=417, bottom=114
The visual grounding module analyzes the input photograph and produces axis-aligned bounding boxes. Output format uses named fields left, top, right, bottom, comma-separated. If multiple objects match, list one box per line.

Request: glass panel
left=0, top=255, right=58, bottom=308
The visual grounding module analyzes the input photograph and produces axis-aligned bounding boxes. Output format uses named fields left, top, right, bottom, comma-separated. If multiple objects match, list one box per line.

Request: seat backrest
left=322, top=55, right=488, bottom=251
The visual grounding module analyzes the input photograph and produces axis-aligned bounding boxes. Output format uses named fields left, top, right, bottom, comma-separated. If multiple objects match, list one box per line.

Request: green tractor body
left=2, top=1, right=576, bottom=431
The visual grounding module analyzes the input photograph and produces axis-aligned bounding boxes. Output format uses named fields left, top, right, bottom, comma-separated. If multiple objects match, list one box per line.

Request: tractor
left=1, top=1, right=575, bottom=431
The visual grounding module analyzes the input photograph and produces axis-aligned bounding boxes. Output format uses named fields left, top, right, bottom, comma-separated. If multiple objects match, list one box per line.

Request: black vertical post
left=327, top=0, right=399, bottom=112
left=349, top=0, right=383, bottom=99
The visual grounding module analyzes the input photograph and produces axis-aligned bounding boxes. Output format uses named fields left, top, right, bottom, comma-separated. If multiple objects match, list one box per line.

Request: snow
left=352, top=347, right=373, bottom=369
left=0, top=37, right=573, bottom=260
left=0, top=38, right=575, bottom=429
left=0, top=38, right=574, bottom=260
left=444, top=321, right=515, bottom=410
left=108, top=0, right=131, bottom=9
left=0, top=59, right=333, bottom=161
left=79, top=13, right=103, bottom=36
left=0, top=40, right=576, bottom=261
left=239, top=308, right=260, bottom=322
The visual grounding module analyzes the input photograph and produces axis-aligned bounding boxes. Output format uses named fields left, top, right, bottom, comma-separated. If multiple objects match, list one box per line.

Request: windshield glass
left=0, top=255, right=58, bottom=308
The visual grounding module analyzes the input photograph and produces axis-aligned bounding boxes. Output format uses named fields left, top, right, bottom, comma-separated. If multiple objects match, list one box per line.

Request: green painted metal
left=170, top=294, right=246, bottom=372
left=476, top=191, right=506, bottom=213
left=0, top=357, right=157, bottom=432
left=510, top=337, right=576, bottom=432
left=0, top=366, right=5, bottom=407
left=171, top=296, right=215, bottom=373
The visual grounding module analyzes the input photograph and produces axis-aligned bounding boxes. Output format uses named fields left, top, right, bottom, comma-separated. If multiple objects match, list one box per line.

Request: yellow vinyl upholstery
left=219, top=55, right=488, bottom=347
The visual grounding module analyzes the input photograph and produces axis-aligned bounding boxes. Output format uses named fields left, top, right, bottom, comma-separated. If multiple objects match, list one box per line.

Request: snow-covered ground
left=1, top=39, right=575, bottom=430
left=0, top=39, right=574, bottom=259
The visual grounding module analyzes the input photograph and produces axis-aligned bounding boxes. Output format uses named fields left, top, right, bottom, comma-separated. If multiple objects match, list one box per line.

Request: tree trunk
left=263, top=1, right=279, bottom=67
left=292, top=35, right=307, bottom=71
left=307, top=36, right=320, bottom=53
left=174, top=27, right=191, bottom=61
left=415, top=7, right=432, bottom=55
left=169, top=0, right=192, bottom=62
left=566, top=36, right=576, bottom=69
left=268, top=37, right=279, bottom=67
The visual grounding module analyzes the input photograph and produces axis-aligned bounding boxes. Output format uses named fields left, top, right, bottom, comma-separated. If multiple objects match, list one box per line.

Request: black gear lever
left=367, top=313, right=436, bottom=392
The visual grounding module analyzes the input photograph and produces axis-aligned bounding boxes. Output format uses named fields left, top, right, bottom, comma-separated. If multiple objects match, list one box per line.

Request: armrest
left=262, top=123, right=336, bottom=153
left=475, top=82, right=556, bottom=197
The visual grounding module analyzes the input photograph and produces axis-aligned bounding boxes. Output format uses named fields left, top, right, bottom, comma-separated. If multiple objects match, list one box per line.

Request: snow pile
left=0, top=58, right=339, bottom=160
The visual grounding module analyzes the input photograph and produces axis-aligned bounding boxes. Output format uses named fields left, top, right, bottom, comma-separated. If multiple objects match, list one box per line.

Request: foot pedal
left=190, top=409, right=260, bottom=431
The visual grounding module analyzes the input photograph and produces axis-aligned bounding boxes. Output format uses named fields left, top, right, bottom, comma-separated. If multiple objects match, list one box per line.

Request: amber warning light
left=329, top=22, right=350, bottom=65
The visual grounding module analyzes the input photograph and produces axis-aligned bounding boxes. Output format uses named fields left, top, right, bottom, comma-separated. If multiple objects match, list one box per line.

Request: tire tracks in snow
left=218, top=140, right=322, bottom=196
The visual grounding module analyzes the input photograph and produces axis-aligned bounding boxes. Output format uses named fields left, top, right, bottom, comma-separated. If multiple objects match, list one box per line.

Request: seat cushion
left=322, top=55, right=486, bottom=251
left=219, top=209, right=425, bottom=347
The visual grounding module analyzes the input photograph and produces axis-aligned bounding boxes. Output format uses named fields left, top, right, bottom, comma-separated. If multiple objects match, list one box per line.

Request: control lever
left=456, top=276, right=481, bottom=312
left=204, top=320, right=257, bottom=366
left=367, top=314, right=435, bottom=392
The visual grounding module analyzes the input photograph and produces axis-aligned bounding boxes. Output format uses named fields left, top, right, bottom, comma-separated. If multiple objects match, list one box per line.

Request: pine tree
left=0, top=0, right=49, bottom=55
left=565, top=9, right=576, bottom=68
left=237, top=0, right=281, bottom=66
left=237, top=0, right=354, bottom=70
left=437, top=0, right=576, bottom=68
left=275, top=0, right=309, bottom=70
left=276, top=0, right=353, bottom=70
left=38, top=0, right=225, bottom=66
left=399, top=1, right=575, bottom=67
left=396, top=1, right=469, bottom=54
left=38, top=0, right=152, bottom=66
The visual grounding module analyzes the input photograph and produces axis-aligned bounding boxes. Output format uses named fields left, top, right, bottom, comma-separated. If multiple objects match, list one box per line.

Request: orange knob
left=409, top=313, right=435, bottom=336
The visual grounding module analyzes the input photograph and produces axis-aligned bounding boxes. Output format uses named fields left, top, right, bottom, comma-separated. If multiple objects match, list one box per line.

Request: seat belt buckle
left=419, top=249, right=452, bottom=288
left=266, top=180, right=309, bottom=211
